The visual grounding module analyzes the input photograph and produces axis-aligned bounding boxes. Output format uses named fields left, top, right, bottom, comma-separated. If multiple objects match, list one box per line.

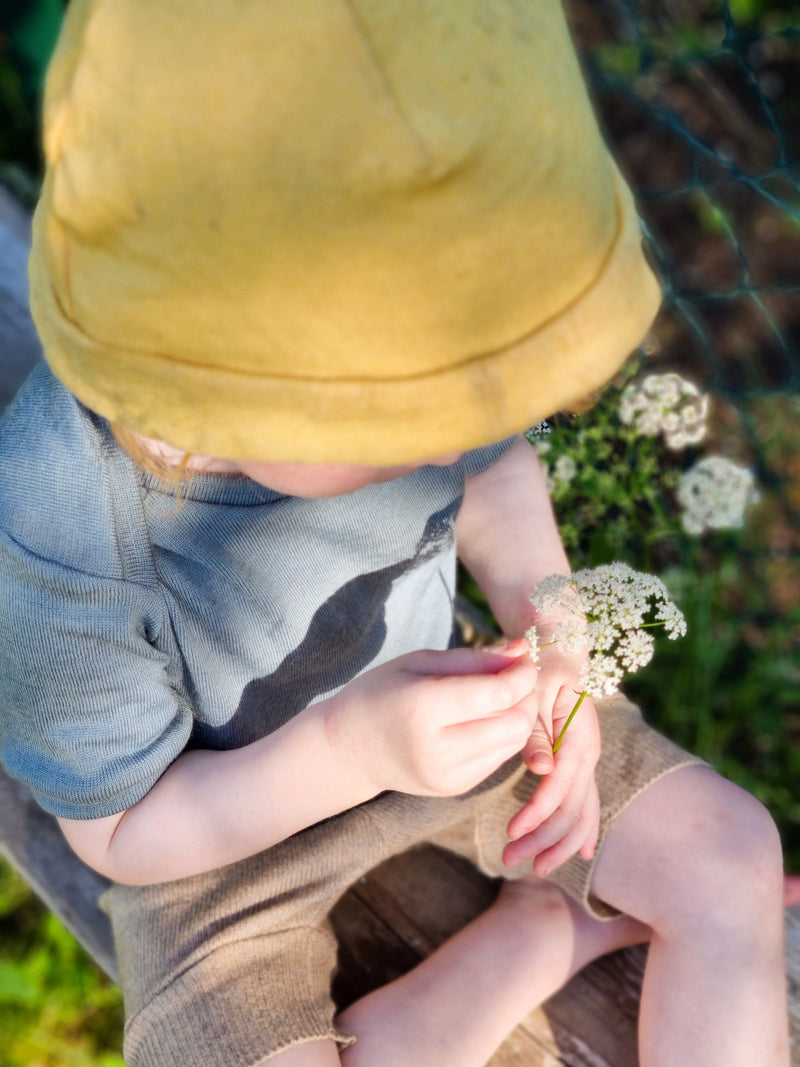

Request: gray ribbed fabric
left=0, top=362, right=512, bottom=818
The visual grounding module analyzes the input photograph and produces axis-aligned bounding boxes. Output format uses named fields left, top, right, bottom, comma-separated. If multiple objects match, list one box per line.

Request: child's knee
left=596, top=766, right=784, bottom=938
left=661, top=776, right=783, bottom=936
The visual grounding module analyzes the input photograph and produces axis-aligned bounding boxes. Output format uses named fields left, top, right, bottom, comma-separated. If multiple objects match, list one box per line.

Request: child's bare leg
left=260, top=765, right=787, bottom=1067
left=785, top=874, right=800, bottom=908
left=252, top=1040, right=341, bottom=1067
left=335, top=877, right=648, bottom=1067
left=590, top=764, right=789, bottom=1067
left=252, top=884, right=641, bottom=1067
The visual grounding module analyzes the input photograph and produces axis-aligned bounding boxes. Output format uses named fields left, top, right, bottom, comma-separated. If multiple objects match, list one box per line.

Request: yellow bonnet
left=30, top=0, right=661, bottom=463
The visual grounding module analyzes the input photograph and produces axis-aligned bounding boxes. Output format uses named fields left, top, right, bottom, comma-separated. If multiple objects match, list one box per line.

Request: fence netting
left=549, top=0, right=798, bottom=854
left=571, top=0, right=798, bottom=489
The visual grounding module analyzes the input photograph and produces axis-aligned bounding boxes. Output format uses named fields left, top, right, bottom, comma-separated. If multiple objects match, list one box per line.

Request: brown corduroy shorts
left=100, top=693, right=703, bottom=1067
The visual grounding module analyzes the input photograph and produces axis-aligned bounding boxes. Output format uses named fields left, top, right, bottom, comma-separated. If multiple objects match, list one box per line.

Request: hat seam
left=39, top=184, right=626, bottom=389
left=339, top=0, right=435, bottom=172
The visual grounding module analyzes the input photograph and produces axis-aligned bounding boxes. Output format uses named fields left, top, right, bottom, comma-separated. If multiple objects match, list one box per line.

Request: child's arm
left=455, top=435, right=601, bottom=876
left=57, top=643, right=539, bottom=885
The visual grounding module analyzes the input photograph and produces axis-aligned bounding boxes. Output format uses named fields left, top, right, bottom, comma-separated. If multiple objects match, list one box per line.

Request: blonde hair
left=110, top=422, right=194, bottom=492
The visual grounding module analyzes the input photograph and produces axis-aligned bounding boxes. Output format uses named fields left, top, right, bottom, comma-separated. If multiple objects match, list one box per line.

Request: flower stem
left=552, top=690, right=588, bottom=754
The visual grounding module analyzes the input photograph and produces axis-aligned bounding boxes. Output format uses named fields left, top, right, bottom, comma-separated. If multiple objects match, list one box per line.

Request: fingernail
left=484, top=639, right=526, bottom=657
left=505, top=638, right=530, bottom=653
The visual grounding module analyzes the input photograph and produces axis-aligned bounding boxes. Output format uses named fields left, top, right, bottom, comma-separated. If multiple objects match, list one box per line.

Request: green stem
left=552, top=690, right=587, bottom=754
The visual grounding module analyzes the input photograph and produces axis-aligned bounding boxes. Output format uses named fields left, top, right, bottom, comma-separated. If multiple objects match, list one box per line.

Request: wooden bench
left=2, top=184, right=800, bottom=1065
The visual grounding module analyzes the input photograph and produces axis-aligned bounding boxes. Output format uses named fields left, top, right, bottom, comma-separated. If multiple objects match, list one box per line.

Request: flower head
left=619, top=373, right=709, bottom=450
left=580, top=652, right=625, bottom=698
left=677, top=456, right=758, bottom=536
left=529, top=562, right=686, bottom=700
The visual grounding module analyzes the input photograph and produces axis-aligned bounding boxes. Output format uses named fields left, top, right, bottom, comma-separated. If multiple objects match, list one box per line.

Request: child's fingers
left=503, top=770, right=595, bottom=868
left=403, top=642, right=531, bottom=678
left=519, top=687, right=600, bottom=817
left=507, top=728, right=590, bottom=838
left=424, top=654, right=539, bottom=725
left=445, top=705, right=533, bottom=762
left=522, top=720, right=555, bottom=775
left=532, top=784, right=600, bottom=876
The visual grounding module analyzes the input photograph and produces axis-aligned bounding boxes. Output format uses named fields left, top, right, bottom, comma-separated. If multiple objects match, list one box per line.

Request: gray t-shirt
left=0, top=364, right=512, bottom=819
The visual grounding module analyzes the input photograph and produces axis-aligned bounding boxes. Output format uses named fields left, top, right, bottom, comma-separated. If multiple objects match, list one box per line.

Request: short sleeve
left=459, top=435, right=517, bottom=479
left=0, top=533, right=193, bottom=819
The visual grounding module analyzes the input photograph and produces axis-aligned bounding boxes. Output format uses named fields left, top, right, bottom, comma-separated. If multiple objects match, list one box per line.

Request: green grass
left=0, top=862, right=124, bottom=1067
left=625, top=555, right=800, bottom=867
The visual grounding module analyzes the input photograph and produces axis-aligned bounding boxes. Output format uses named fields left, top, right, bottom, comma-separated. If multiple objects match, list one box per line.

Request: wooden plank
left=330, top=846, right=497, bottom=1007
left=0, top=184, right=42, bottom=413
left=330, top=849, right=566, bottom=1067
left=330, top=845, right=641, bottom=1066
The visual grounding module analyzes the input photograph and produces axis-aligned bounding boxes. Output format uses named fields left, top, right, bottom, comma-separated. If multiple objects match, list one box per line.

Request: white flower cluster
left=547, top=454, right=577, bottom=493
left=526, top=562, right=686, bottom=699
left=677, top=456, right=758, bottom=535
left=531, top=438, right=577, bottom=493
left=619, top=373, right=709, bottom=450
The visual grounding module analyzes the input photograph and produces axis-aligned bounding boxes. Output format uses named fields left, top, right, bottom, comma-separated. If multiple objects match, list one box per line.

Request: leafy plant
left=510, top=359, right=799, bottom=868
left=0, top=860, right=124, bottom=1067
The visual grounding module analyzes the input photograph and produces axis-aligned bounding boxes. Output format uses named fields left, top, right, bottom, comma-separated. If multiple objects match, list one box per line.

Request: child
left=0, top=2, right=789, bottom=1065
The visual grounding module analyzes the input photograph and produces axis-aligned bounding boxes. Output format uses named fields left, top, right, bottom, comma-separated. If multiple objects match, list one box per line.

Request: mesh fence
left=569, top=0, right=799, bottom=497
left=575, top=1, right=798, bottom=378
left=553, top=0, right=800, bottom=856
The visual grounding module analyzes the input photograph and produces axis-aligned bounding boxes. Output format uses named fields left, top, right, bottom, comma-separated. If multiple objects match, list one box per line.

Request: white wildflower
left=677, top=456, right=758, bottom=535
left=526, top=420, right=551, bottom=437
left=616, top=629, right=655, bottom=671
left=619, top=373, right=709, bottom=450
left=528, top=563, right=686, bottom=750
left=553, top=454, right=577, bottom=488
left=524, top=625, right=540, bottom=665
left=655, top=598, right=688, bottom=638
left=580, top=653, right=625, bottom=699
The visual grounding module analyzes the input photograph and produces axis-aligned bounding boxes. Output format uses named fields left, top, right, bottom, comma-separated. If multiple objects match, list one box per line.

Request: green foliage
left=517, top=366, right=800, bottom=868
left=528, top=365, right=687, bottom=570
left=0, top=860, right=124, bottom=1067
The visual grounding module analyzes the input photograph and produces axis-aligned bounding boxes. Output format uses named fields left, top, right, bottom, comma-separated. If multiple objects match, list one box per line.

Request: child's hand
left=323, top=642, right=539, bottom=799
left=501, top=645, right=601, bottom=877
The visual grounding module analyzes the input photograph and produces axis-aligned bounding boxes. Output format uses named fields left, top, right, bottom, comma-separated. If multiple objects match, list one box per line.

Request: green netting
left=526, top=1, right=800, bottom=858
left=569, top=0, right=798, bottom=490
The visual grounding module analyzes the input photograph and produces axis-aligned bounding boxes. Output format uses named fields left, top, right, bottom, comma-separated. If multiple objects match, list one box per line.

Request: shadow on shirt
left=213, top=501, right=457, bottom=748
